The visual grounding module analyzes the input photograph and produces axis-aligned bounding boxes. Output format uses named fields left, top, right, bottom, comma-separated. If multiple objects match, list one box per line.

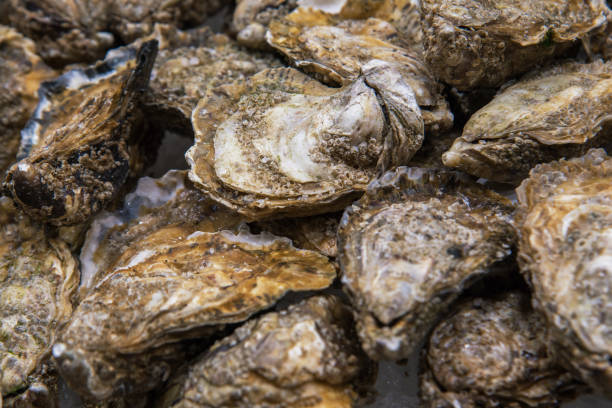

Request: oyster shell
left=422, top=0, right=610, bottom=90
left=165, top=295, right=376, bottom=408
left=233, top=0, right=299, bottom=49
left=187, top=62, right=423, bottom=220
left=442, top=60, right=612, bottom=184
left=4, top=40, right=158, bottom=226
left=338, top=167, right=516, bottom=360
left=0, top=26, right=56, bottom=176
left=419, top=292, right=584, bottom=408
left=0, top=198, right=78, bottom=401
left=516, top=148, right=612, bottom=396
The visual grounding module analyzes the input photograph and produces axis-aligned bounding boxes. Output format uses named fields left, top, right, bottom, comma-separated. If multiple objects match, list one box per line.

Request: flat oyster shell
left=419, top=292, right=584, bottom=408
left=4, top=41, right=158, bottom=226
left=422, top=0, right=609, bottom=90
left=165, top=295, right=376, bottom=408
left=53, top=227, right=336, bottom=400
left=0, top=26, right=56, bottom=176
left=188, top=62, right=423, bottom=220
left=516, top=148, right=612, bottom=396
left=0, top=198, right=78, bottom=401
left=338, top=167, right=516, bottom=360
left=443, top=60, right=612, bottom=184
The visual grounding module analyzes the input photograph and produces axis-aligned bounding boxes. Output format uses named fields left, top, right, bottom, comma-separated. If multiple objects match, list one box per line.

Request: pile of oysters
left=1, top=0, right=612, bottom=407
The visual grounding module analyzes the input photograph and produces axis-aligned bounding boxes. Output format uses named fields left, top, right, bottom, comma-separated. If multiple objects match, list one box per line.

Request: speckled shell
left=338, top=167, right=516, bottom=360
left=4, top=41, right=158, bottom=226
left=443, top=60, right=612, bottom=184
left=422, top=0, right=610, bottom=90
left=419, top=292, right=583, bottom=408
left=166, top=295, right=376, bottom=408
left=516, top=149, right=612, bottom=396
left=187, top=63, right=423, bottom=220
left=53, top=227, right=336, bottom=400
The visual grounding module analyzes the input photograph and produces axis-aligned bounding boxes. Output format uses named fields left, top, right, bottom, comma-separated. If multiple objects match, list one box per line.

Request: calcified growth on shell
left=4, top=40, right=158, bottom=226
left=338, top=167, right=515, bottom=360
left=516, top=148, right=612, bottom=396
left=0, top=198, right=78, bottom=402
left=443, top=60, right=612, bottom=184
left=166, top=295, right=376, bottom=408
left=422, top=0, right=609, bottom=90
left=54, top=226, right=336, bottom=400
left=187, top=62, right=423, bottom=220
left=419, top=292, right=583, bottom=408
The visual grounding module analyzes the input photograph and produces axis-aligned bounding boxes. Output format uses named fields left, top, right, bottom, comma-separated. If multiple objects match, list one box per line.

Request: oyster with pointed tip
left=443, top=60, right=612, bottom=184
left=338, top=167, right=515, bottom=360
left=516, top=148, right=612, bottom=396
left=188, top=62, right=423, bottom=220
left=165, top=295, right=376, bottom=408
left=422, top=0, right=609, bottom=90
left=4, top=40, right=158, bottom=226
left=0, top=197, right=78, bottom=402
left=420, top=292, right=584, bottom=408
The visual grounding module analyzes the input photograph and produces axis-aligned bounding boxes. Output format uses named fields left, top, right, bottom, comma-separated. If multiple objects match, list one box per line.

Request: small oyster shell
left=422, top=0, right=610, bottom=90
left=419, top=292, right=584, bottom=408
left=233, top=0, right=299, bottom=49
left=187, top=63, right=423, bottom=220
left=516, top=148, right=612, bottom=396
left=0, top=198, right=78, bottom=400
left=442, top=60, right=612, bottom=184
left=0, top=26, right=56, bottom=176
left=338, top=167, right=516, bottom=360
left=165, top=295, right=376, bottom=408
left=4, top=41, right=158, bottom=226
left=53, top=226, right=336, bottom=400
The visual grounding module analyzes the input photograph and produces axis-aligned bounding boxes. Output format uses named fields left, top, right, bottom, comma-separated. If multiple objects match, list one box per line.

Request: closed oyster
left=422, top=0, right=609, bottom=90
left=443, top=60, right=612, bottom=184
left=166, top=295, right=376, bottom=408
left=516, top=149, right=612, bottom=396
left=0, top=198, right=78, bottom=402
left=420, top=292, right=583, bottom=408
left=4, top=41, right=158, bottom=226
left=53, top=226, right=336, bottom=400
left=338, top=167, right=515, bottom=360
left=233, top=0, right=299, bottom=49
left=188, top=62, right=423, bottom=220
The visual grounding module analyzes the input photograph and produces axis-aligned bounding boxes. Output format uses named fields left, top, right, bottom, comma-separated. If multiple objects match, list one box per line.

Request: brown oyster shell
left=516, top=148, right=612, bottom=396
left=53, top=226, right=336, bottom=400
left=187, top=63, right=423, bottom=220
left=443, top=60, right=612, bottom=184
left=165, top=295, right=376, bottom=408
left=232, top=0, right=299, bottom=49
left=338, top=167, right=516, bottom=360
left=422, top=0, right=609, bottom=90
left=4, top=41, right=158, bottom=226
left=0, top=198, right=78, bottom=400
left=419, top=292, right=584, bottom=408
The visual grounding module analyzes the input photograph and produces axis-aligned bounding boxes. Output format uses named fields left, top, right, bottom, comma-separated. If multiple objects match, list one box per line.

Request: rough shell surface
left=516, top=148, right=612, bottom=396
left=187, top=63, right=423, bottom=220
left=443, top=60, right=612, bottom=184
left=338, top=167, right=516, bottom=360
left=167, top=295, right=376, bottom=408
left=422, top=0, right=610, bottom=90
left=419, top=292, right=583, bottom=408
left=4, top=41, right=158, bottom=226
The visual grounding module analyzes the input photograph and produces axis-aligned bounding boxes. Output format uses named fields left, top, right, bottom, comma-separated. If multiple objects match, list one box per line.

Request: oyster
left=516, top=148, right=612, bottom=396
left=422, top=0, right=610, bottom=90
left=188, top=62, right=423, bottom=220
left=442, top=60, right=612, bottom=184
left=53, top=225, right=336, bottom=400
left=338, top=167, right=515, bottom=360
left=233, top=0, right=299, bottom=49
left=419, top=292, right=583, bottom=407
left=4, top=40, right=158, bottom=226
left=0, top=26, right=56, bottom=176
left=165, top=295, right=376, bottom=408
left=0, top=198, right=78, bottom=402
